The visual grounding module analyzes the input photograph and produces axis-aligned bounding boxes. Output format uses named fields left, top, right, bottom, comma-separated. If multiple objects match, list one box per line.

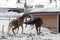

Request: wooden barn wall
left=30, top=13, right=57, bottom=32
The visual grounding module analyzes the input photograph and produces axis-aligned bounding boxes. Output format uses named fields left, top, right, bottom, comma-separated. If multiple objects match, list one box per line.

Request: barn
left=29, top=7, right=60, bottom=33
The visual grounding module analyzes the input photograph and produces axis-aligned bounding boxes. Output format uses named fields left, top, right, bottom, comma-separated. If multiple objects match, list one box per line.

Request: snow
left=0, top=12, right=25, bottom=18
left=45, top=2, right=56, bottom=8
left=0, top=0, right=24, bottom=8
left=30, top=7, right=60, bottom=13
left=0, top=0, right=60, bottom=8
left=0, top=12, right=59, bottom=40
left=29, top=0, right=49, bottom=5
left=0, top=0, right=60, bottom=40
left=0, top=20, right=60, bottom=40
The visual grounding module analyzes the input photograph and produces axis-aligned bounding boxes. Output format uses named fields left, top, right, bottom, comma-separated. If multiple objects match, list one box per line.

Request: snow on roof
left=30, top=7, right=60, bottom=13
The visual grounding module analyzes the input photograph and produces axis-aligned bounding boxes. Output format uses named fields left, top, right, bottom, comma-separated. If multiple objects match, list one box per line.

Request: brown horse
left=24, top=18, right=43, bottom=35
left=7, top=13, right=31, bottom=35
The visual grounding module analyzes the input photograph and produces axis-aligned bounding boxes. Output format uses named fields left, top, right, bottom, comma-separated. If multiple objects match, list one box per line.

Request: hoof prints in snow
left=0, top=33, right=59, bottom=40
left=0, top=33, right=40, bottom=40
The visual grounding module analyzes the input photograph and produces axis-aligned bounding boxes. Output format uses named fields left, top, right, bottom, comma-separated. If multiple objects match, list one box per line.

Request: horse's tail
left=7, top=21, right=13, bottom=34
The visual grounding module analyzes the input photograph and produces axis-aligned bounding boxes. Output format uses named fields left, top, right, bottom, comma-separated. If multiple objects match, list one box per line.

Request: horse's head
left=22, top=12, right=31, bottom=18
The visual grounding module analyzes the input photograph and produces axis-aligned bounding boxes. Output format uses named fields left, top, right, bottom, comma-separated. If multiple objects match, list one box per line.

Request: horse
left=24, top=18, right=43, bottom=35
left=7, top=13, right=31, bottom=35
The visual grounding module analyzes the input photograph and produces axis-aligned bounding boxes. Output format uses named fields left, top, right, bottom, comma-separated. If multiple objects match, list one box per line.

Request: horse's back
left=24, top=18, right=43, bottom=26
left=33, top=18, right=43, bottom=24
left=9, top=19, right=19, bottom=27
left=12, top=19, right=18, bottom=25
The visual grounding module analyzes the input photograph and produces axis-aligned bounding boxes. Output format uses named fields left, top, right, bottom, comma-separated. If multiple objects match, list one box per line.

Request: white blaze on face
left=24, top=18, right=31, bottom=22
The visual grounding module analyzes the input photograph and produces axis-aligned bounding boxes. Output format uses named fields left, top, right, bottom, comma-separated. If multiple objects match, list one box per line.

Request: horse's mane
left=17, top=13, right=30, bottom=19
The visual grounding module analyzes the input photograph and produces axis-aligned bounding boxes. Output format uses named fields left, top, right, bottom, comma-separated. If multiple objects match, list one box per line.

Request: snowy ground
left=0, top=12, right=59, bottom=40
left=0, top=18, right=60, bottom=40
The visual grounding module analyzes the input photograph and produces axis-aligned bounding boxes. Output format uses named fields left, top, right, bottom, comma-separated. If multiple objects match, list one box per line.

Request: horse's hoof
left=7, top=33, right=10, bottom=35
left=21, top=32, right=24, bottom=34
left=7, top=34, right=13, bottom=37
left=23, top=33, right=26, bottom=34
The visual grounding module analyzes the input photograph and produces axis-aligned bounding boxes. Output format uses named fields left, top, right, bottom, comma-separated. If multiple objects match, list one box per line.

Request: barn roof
left=30, top=7, right=60, bottom=13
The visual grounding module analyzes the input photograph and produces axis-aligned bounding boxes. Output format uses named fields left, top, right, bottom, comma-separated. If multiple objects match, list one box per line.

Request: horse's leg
left=39, top=26, right=41, bottom=35
left=22, top=27, right=23, bottom=34
left=25, top=18, right=27, bottom=28
left=7, top=25, right=12, bottom=35
left=12, top=27, right=16, bottom=35
left=35, top=25, right=38, bottom=35
left=17, top=27, right=19, bottom=34
left=21, top=25, right=23, bottom=34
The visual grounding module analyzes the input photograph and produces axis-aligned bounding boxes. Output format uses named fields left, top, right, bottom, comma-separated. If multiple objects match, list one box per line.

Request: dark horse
left=7, top=13, right=31, bottom=35
left=24, top=18, right=43, bottom=35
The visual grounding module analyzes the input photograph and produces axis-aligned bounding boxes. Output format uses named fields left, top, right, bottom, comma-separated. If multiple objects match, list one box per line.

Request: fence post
left=9, top=17, right=10, bottom=20
left=2, top=25, right=4, bottom=34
